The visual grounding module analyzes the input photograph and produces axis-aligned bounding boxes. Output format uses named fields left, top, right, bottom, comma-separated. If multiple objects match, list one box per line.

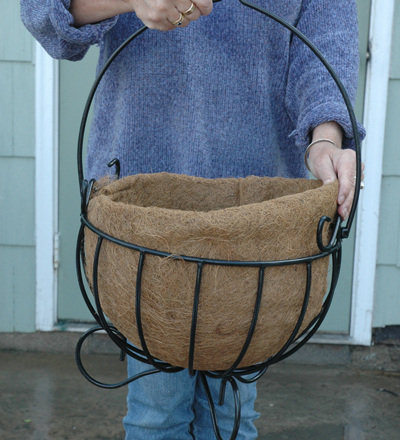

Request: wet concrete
left=0, top=351, right=399, bottom=440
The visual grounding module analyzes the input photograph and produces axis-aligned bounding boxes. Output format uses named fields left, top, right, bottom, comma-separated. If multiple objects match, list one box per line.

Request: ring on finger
left=182, top=3, right=196, bottom=16
left=170, top=12, right=185, bottom=26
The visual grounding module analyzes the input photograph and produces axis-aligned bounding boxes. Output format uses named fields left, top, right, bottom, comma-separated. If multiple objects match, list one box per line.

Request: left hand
left=307, top=141, right=365, bottom=221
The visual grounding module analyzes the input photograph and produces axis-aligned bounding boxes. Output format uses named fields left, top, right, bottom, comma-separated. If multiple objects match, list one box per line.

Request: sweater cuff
left=289, top=102, right=366, bottom=151
left=49, top=0, right=118, bottom=45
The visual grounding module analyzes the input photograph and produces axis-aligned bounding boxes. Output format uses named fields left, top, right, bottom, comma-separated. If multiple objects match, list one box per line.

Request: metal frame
left=74, top=1, right=362, bottom=438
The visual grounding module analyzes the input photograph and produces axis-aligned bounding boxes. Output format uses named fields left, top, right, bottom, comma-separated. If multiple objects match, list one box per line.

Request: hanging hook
left=199, top=372, right=241, bottom=440
left=81, top=178, right=95, bottom=215
left=108, top=158, right=121, bottom=180
left=317, top=216, right=341, bottom=253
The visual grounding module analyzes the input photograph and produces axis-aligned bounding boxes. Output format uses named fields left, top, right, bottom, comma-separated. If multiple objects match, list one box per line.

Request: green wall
left=1, top=1, right=399, bottom=334
left=0, top=2, right=36, bottom=332
left=373, top=1, right=400, bottom=327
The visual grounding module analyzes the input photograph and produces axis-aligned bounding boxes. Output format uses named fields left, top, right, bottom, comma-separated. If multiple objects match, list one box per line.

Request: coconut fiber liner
left=84, top=172, right=339, bottom=371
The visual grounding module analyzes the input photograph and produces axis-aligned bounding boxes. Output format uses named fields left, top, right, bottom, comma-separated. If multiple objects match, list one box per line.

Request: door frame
left=349, top=0, right=396, bottom=345
left=35, top=42, right=58, bottom=331
left=34, top=0, right=394, bottom=343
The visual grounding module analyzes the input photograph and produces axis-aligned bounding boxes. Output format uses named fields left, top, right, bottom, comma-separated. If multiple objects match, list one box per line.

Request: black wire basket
left=75, top=1, right=362, bottom=438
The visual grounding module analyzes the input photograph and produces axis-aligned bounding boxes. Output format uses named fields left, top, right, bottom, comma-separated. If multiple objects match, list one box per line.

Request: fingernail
left=342, top=208, right=348, bottom=219
left=338, top=195, right=345, bottom=205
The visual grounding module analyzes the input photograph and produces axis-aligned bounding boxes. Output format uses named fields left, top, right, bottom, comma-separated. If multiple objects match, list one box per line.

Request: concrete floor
left=1, top=351, right=399, bottom=440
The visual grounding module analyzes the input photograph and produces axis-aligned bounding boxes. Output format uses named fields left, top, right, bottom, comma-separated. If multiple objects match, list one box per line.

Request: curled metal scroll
left=75, top=1, right=362, bottom=438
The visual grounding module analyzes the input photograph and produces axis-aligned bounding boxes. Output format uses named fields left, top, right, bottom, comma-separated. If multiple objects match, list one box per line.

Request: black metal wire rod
left=134, top=252, right=181, bottom=373
left=234, top=366, right=269, bottom=384
left=317, top=216, right=342, bottom=253
left=77, top=25, right=148, bottom=190
left=75, top=223, right=101, bottom=325
left=81, top=214, right=339, bottom=267
left=199, top=372, right=241, bottom=440
left=207, top=257, right=316, bottom=380
left=188, top=262, right=204, bottom=376
left=76, top=225, right=147, bottom=359
left=272, top=247, right=342, bottom=363
left=91, top=237, right=149, bottom=361
left=278, top=247, right=342, bottom=348
left=222, top=266, right=265, bottom=378
left=75, top=325, right=161, bottom=389
left=265, top=261, right=313, bottom=366
left=203, top=261, right=313, bottom=379
left=231, top=260, right=316, bottom=378
left=90, top=236, right=180, bottom=368
left=288, top=250, right=342, bottom=344
left=77, top=217, right=170, bottom=364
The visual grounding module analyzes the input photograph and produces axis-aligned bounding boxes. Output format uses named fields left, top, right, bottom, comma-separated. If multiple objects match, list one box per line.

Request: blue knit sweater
left=21, top=0, right=365, bottom=181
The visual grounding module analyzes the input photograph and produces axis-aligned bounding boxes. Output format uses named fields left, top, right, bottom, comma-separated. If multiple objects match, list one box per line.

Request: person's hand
left=128, top=0, right=213, bottom=30
left=307, top=141, right=365, bottom=221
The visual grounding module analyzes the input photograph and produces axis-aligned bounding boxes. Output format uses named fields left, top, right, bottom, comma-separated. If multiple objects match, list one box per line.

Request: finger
left=338, top=183, right=355, bottom=221
left=334, top=151, right=357, bottom=220
left=192, top=0, right=213, bottom=16
left=133, top=2, right=174, bottom=31
left=354, top=162, right=365, bottom=183
left=167, top=10, right=190, bottom=28
left=335, top=150, right=356, bottom=206
left=177, top=1, right=202, bottom=21
left=133, top=0, right=189, bottom=31
left=341, top=169, right=365, bottom=220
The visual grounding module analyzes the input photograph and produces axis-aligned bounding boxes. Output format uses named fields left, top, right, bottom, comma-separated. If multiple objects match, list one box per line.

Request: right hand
left=129, top=0, right=213, bottom=31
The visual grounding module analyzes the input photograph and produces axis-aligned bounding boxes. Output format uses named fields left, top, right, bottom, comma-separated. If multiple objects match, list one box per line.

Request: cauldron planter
left=75, top=1, right=362, bottom=438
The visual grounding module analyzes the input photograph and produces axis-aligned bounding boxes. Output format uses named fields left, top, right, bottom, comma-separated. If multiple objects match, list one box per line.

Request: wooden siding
left=0, top=2, right=36, bottom=332
left=0, top=246, right=36, bottom=332
left=373, top=1, right=400, bottom=327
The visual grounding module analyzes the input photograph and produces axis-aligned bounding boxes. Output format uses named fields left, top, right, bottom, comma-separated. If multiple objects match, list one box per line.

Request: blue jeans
left=123, top=356, right=259, bottom=440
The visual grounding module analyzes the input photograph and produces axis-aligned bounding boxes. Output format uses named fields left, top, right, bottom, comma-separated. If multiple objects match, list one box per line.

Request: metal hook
left=200, top=372, right=241, bottom=440
left=108, top=158, right=121, bottom=180
left=317, top=216, right=341, bottom=253
left=80, top=178, right=95, bottom=215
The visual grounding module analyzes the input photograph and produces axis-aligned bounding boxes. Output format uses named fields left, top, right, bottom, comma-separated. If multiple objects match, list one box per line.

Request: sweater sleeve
left=20, top=0, right=118, bottom=61
left=285, top=0, right=366, bottom=150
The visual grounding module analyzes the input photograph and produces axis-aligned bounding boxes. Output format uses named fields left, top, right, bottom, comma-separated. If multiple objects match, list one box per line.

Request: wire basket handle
left=77, top=0, right=362, bottom=238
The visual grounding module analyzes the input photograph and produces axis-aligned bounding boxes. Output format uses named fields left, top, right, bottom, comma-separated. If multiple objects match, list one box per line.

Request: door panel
left=58, top=47, right=99, bottom=321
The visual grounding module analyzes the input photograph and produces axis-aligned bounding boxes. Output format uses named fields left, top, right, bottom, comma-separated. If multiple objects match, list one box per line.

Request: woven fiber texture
left=84, top=173, right=339, bottom=371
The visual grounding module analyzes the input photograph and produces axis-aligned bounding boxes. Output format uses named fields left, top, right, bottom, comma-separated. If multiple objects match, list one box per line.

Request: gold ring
left=182, top=3, right=196, bottom=16
left=170, top=12, right=184, bottom=26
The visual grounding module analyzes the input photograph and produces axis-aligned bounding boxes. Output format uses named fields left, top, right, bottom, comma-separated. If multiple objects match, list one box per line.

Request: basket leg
left=75, top=325, right=160, bottom=389
left=199, top=371, right=241, bottom=440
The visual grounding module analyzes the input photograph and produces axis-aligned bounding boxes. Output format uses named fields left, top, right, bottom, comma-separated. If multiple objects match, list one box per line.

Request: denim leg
left=123, top=356, right=197, bottom=440
left=192, top=376, right=259, bottom=440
